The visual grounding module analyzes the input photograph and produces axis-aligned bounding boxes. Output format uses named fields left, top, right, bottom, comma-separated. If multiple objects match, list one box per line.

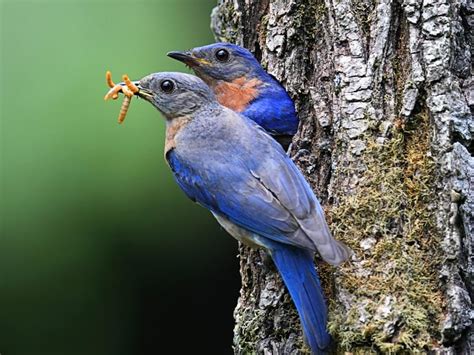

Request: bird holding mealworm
left=107, top=71, right=351, bottom=354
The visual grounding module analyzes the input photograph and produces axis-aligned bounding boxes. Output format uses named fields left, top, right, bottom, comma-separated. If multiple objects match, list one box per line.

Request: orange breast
left=214, top=76, right=262, bottom=112
left=164, top=116, right=191, bottom=157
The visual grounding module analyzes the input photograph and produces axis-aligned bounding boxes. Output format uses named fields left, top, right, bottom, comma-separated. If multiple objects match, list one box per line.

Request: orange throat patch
left=213, top=76, right=262, bottom=112
left=164, top=116, right=192, bottom=157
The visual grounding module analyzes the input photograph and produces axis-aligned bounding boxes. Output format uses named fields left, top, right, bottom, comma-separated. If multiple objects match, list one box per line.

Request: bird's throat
left=213, top=76, right=262, bottom=112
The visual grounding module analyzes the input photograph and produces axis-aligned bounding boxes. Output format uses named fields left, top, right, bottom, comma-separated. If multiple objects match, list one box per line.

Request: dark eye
left=160, top=80, right=174, bottom=93
left=215, top=49, right=229, bottom=62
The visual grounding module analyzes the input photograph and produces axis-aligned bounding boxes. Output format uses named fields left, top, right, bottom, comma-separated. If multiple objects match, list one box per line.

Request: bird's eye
left=160, top=80, right=174, bottom=93
left=215, top=49, right=230, bottom=62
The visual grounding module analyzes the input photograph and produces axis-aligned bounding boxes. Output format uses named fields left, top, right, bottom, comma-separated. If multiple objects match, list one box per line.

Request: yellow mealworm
left=123, top=74, right=139, bottom=94
left=104, top=70, right=136, bottom=123
left=118, top=95, right=131, bottom=124
left=104, top=84, right=123, bottom=100
left=106, top=70, right=115, bottom=88
left=121, top=85, right=133, bottom=97
left=104, top=70, right=120, bottom=100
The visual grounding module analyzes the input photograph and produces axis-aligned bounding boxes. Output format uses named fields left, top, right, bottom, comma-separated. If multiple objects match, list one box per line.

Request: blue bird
left=133, top=72, right=351, bottom=354
left=167, top=43, right=298, bottom=149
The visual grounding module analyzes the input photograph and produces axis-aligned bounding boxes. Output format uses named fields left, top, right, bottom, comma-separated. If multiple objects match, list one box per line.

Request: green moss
left=233, top=308, right=266, bottom=353
left=327, top=111, right=444, bottom=353
left=291, top=0, right=326, bottom=43
left=215, top=2, right=240, bottom=43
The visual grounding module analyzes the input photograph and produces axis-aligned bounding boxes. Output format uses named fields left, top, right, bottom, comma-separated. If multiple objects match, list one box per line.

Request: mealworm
left=104, top=70, right=136, bottom=124
left=117, top=78, right=135, bottom=124
left=104, top=70, right=120, bottom=100
left=123, top=74, right=139, bottom=94
left=121, top=85, right=133, bottom=97
left=104, top=84, right=123, bottom=100
left=106, top=71, right=114, bottom=88
left=118, top=95, right=131, bottom=124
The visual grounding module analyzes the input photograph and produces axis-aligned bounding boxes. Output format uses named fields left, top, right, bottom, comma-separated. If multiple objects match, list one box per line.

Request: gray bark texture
left=211, top=0, right=473, bottom=353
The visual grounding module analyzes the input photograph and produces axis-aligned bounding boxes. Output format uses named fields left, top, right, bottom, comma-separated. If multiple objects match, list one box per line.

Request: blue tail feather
left=270, top=244, right=331, bottom=354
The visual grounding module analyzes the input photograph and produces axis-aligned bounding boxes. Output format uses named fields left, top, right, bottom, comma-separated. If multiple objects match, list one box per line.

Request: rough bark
left=211, top=0, right=473, bottom=353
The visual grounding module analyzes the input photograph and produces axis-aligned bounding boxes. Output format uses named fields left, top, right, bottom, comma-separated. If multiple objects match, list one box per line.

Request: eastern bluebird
left=133, top=72, right=351, bottom=354
left=167, top=43, right=298, bottom=149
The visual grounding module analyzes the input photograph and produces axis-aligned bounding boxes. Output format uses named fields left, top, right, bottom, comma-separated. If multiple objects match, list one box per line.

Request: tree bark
left=211, top=0, right=473, bottom=353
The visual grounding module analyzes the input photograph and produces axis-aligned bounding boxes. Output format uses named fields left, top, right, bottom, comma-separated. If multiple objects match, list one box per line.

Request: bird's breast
left=214, top=76, right=262, bottom=112
left=164, top=116, right=192, bottom=158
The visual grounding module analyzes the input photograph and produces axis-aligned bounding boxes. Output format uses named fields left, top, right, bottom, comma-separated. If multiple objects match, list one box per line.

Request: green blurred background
left=0, top=1, right=240, bottom=354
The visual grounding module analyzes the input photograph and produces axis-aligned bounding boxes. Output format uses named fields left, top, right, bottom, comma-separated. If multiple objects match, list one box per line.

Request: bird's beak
left=167, top=51, right=211, bottom=67
left=134, top=83, right=154, bottom=101
left=115, top=80, right=154, bottom=101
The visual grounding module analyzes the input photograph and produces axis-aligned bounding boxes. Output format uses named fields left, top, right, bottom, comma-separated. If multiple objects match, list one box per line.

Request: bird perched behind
left=168, top=43, right=298, bottom=149
left=131, top=72, right=351, bottom=354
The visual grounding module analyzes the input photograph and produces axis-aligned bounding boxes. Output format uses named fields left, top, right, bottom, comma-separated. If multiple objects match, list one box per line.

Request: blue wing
left=166, top=146, right=302, bottom=246
left=242, top=81, right=299, bottom=136
left=166, top=112, right=350, bottom=265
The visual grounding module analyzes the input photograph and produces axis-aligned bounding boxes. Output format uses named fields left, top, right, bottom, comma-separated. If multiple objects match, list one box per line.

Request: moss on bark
left=329, top=109, right=445, bottom=352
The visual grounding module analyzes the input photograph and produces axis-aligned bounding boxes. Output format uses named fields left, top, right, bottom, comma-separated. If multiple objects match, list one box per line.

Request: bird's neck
left=163, top=103, right=221, bottom=158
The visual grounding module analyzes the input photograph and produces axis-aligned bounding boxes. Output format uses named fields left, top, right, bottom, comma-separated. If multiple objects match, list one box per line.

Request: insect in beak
left=104, top=71, right=140, bottom=124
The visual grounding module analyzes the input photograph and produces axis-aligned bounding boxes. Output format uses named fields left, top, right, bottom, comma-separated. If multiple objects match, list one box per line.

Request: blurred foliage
left=0, top=1, right=239, bottom=354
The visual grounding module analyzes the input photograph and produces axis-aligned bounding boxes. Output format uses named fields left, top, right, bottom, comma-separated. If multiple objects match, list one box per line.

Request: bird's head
left=167, top=43, right=264, bottom=84
left=136, top=72, right=216, bottom=119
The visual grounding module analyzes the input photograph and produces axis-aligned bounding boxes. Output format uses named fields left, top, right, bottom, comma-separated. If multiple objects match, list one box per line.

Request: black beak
left=167, top=51, right=199, bottom=66
left=116, top=80, right=153, bottom=100
left=134, top=83, right=153, bottom=101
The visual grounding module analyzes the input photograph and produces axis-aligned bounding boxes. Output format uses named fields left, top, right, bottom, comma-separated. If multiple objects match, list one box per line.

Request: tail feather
left=271, top=244, right=331, bottom=354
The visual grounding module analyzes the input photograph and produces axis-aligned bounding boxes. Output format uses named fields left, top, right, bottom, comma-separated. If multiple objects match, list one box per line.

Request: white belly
left=212, top=213, right=267, bottom=249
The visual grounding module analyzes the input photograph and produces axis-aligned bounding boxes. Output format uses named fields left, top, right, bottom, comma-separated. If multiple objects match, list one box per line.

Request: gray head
left=167, top=43, right=265, bottom=84
left=136, top=72, right=217, bottom=119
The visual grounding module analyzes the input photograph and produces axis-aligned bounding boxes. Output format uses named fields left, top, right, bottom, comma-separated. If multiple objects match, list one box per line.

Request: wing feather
left=167, top=110, right=351, bottom=265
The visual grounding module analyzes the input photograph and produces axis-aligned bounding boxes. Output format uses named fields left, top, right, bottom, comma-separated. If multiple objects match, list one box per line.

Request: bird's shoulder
left=174, top=106, right=257, bottom=150
left=163, top=115, right=193, bottom=157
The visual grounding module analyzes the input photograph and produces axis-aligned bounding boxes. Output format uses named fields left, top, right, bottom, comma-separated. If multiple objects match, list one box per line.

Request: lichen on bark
left=211, top=0, right=473, bottom=353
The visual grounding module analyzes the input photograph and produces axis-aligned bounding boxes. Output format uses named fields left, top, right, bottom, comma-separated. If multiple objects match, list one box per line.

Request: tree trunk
left=211, top=0, right=473, bottom=353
